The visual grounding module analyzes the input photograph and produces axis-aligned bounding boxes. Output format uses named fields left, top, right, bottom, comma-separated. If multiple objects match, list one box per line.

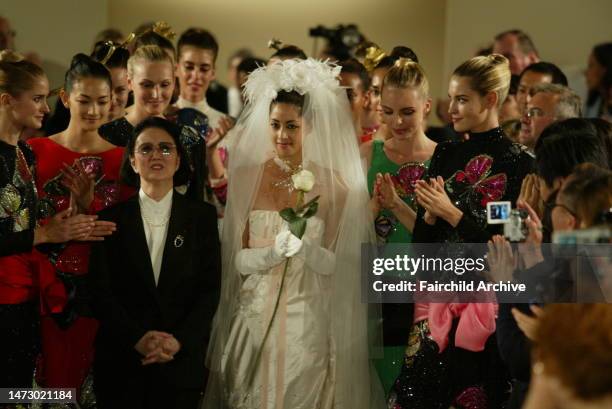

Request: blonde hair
left=452, top=54, right=510, bottom=107
left=0, top=50, right=46, bottom=97
left=127, top=45, right=173, bottom=78
left=382, top=57, right=429, bottom=98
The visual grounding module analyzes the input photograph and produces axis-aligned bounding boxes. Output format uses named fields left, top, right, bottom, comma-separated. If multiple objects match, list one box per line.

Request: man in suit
left=89, top=117, right=221, bottom=409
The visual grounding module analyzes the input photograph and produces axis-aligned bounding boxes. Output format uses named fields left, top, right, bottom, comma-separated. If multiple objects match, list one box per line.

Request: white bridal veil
left=203, top=58, right=384, bottom=408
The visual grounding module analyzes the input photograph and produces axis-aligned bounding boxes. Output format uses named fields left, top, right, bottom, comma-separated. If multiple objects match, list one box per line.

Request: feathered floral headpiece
left=243, top=58, right=342, bottom=104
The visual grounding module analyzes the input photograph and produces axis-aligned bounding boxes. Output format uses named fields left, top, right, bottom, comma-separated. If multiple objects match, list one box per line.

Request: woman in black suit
left=89, top=117, right=221, bottom=409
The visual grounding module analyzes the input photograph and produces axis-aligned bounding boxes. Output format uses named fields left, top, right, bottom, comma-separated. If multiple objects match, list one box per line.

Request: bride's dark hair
left=270, top=90, right=305, bottom=113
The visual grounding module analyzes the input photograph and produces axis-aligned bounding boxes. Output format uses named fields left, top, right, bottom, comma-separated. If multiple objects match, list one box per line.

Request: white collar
left=177, top=96, right=210, bottom=112
left=139, top=188, right=173, bottom=217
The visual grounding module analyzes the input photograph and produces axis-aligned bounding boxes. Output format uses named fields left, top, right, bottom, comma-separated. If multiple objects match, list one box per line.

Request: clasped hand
left=273, top=230, right=303, bottom=258
left=135, top=331, right=181, bottom=365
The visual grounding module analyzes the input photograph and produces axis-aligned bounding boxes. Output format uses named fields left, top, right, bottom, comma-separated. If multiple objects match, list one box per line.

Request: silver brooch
left=174, top=234, right=184, bottom=248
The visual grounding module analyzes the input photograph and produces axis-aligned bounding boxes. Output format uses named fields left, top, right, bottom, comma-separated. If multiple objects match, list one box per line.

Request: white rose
left=291, top=170, right=315, bottom=192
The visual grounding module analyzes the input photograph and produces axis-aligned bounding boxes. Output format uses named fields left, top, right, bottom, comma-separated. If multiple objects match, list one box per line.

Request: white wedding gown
left=222, top=210, right=335, bottom=409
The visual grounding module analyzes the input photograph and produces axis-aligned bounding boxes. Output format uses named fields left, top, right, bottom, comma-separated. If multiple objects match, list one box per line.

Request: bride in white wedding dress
left=202, top=59, right=384, bottom=409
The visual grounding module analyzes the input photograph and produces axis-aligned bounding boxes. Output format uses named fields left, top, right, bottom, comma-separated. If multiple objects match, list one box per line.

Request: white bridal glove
left=296, top=236, right=336, bottom=275
left=235, top=230, right=303, bottom=275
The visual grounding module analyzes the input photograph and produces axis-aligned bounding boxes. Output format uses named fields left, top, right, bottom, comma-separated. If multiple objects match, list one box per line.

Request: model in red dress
left=28, top=54, right=131, bottom=405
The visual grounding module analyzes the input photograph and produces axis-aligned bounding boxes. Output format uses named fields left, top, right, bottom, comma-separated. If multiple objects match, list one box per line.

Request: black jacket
left=89, top=192, right=221, bottom=390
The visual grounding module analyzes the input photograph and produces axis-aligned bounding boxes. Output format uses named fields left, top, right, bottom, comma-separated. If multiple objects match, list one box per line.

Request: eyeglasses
left=134, top=142, right=176, bottom=156
left=526, top=108, right=555, bottom=119
left=549, top=202, right=577, bottom=218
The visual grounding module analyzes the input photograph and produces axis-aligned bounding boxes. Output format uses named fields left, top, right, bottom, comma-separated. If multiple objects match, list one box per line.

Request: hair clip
left=394, top=57, right=415, bottom=68
left=363, top=45, right=387, bottom=73
left=152, top=21, right=176, bottom=41
left=99, top=33, right=136, bottom=66
left=99, top=41, right=118, bottom=66
left=119, top=32, right=136, bottom=49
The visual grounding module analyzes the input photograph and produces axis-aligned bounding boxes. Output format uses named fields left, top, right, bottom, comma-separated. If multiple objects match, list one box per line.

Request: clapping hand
left=516, top=199, right=545, bottom=269
left=375, top=173, right=401, bottom=210
left=486, top=235, right=517, bottom=282
left=518, top=174, right=543, bottom=219
left=206, top=116, right=235, bottom=150
left=34, top=208, right=117, bottom=245
left=61, top=160, right=96, bottom=213
left=415, top=176, right=462, bottom=226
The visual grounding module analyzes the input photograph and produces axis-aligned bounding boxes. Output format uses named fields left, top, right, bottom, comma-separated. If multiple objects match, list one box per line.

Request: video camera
left=308, top=24, right=364, bottom=60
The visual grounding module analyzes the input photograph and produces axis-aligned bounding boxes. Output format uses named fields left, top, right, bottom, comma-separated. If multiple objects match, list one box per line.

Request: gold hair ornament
left=99, top=33, right=136, bottom=66
left=394, top=57, right=415, bottom=68
left=363, top=45, right=387, bottom=73
left=151, top=21, right=176, bottom=41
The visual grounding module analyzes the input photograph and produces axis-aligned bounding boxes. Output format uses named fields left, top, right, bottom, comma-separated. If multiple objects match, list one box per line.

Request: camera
left=308, top=24, right=364, bottom=60
left=487, top=201, right=528, bottom=242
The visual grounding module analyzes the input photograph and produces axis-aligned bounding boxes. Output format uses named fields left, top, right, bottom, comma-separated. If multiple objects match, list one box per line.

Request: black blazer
left=89, top=192, right=221, bottom=390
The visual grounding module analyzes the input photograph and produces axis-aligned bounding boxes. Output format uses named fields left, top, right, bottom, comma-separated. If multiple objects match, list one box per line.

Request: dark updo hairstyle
left=134, top=31, right=176, bottom=61
left=339, top=58, right=370, bottom=91
left=270, top=90, right=305, bottom=115
left=91, top=41, right=129, bottom=70
left=270, top=45, right=307, bottom=61
left=375, top=46, right=419, bottom=70
left=120, top=117, right=191, bottom=187
left=237, top=57, right=266, bottom=76
left=535, top=118, right=607, bottom=188
left=63, top=53, right=112, bottom=94
left=0, top=50, right=46, bottom=97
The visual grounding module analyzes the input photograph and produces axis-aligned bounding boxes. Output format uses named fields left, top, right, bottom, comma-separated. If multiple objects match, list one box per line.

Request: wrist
left=388, top=196, right=402, bottom=211
left=444, top=206, right=463, bottom=227
left=33, top=225, right=48, bottom=245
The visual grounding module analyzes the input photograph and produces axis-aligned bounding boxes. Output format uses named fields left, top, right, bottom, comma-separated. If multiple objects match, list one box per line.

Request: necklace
left=268, top=157, right=302, bottom=191
left=140, top=202, right=170, bottom=228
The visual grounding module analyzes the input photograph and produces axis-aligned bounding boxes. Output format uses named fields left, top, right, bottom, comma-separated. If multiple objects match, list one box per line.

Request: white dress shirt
left=139, top=189, right=173, bottom=285
left=176, top=96, right=224, bottom=129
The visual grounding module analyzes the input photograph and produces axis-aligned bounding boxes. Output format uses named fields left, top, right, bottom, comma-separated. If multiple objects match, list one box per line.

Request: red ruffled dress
left=28, top=137, right=132, bottom=396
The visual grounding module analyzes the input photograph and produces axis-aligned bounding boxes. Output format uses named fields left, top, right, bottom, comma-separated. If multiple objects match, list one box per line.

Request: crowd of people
left=0, top=14, right=611, bottom=409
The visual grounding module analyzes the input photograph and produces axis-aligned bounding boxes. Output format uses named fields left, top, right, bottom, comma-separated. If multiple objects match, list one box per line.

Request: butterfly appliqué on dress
left=445, top=154, right=507, bottom=208
left=375, top=162, right=427, bottom=241
left=38, top=156, right=120, bottom=218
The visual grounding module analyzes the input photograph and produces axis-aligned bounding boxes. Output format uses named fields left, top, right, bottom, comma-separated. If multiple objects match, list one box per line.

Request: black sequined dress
left=388, top=128, right=534, bottom=409
left=0, top=140, right=39, bottom=388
